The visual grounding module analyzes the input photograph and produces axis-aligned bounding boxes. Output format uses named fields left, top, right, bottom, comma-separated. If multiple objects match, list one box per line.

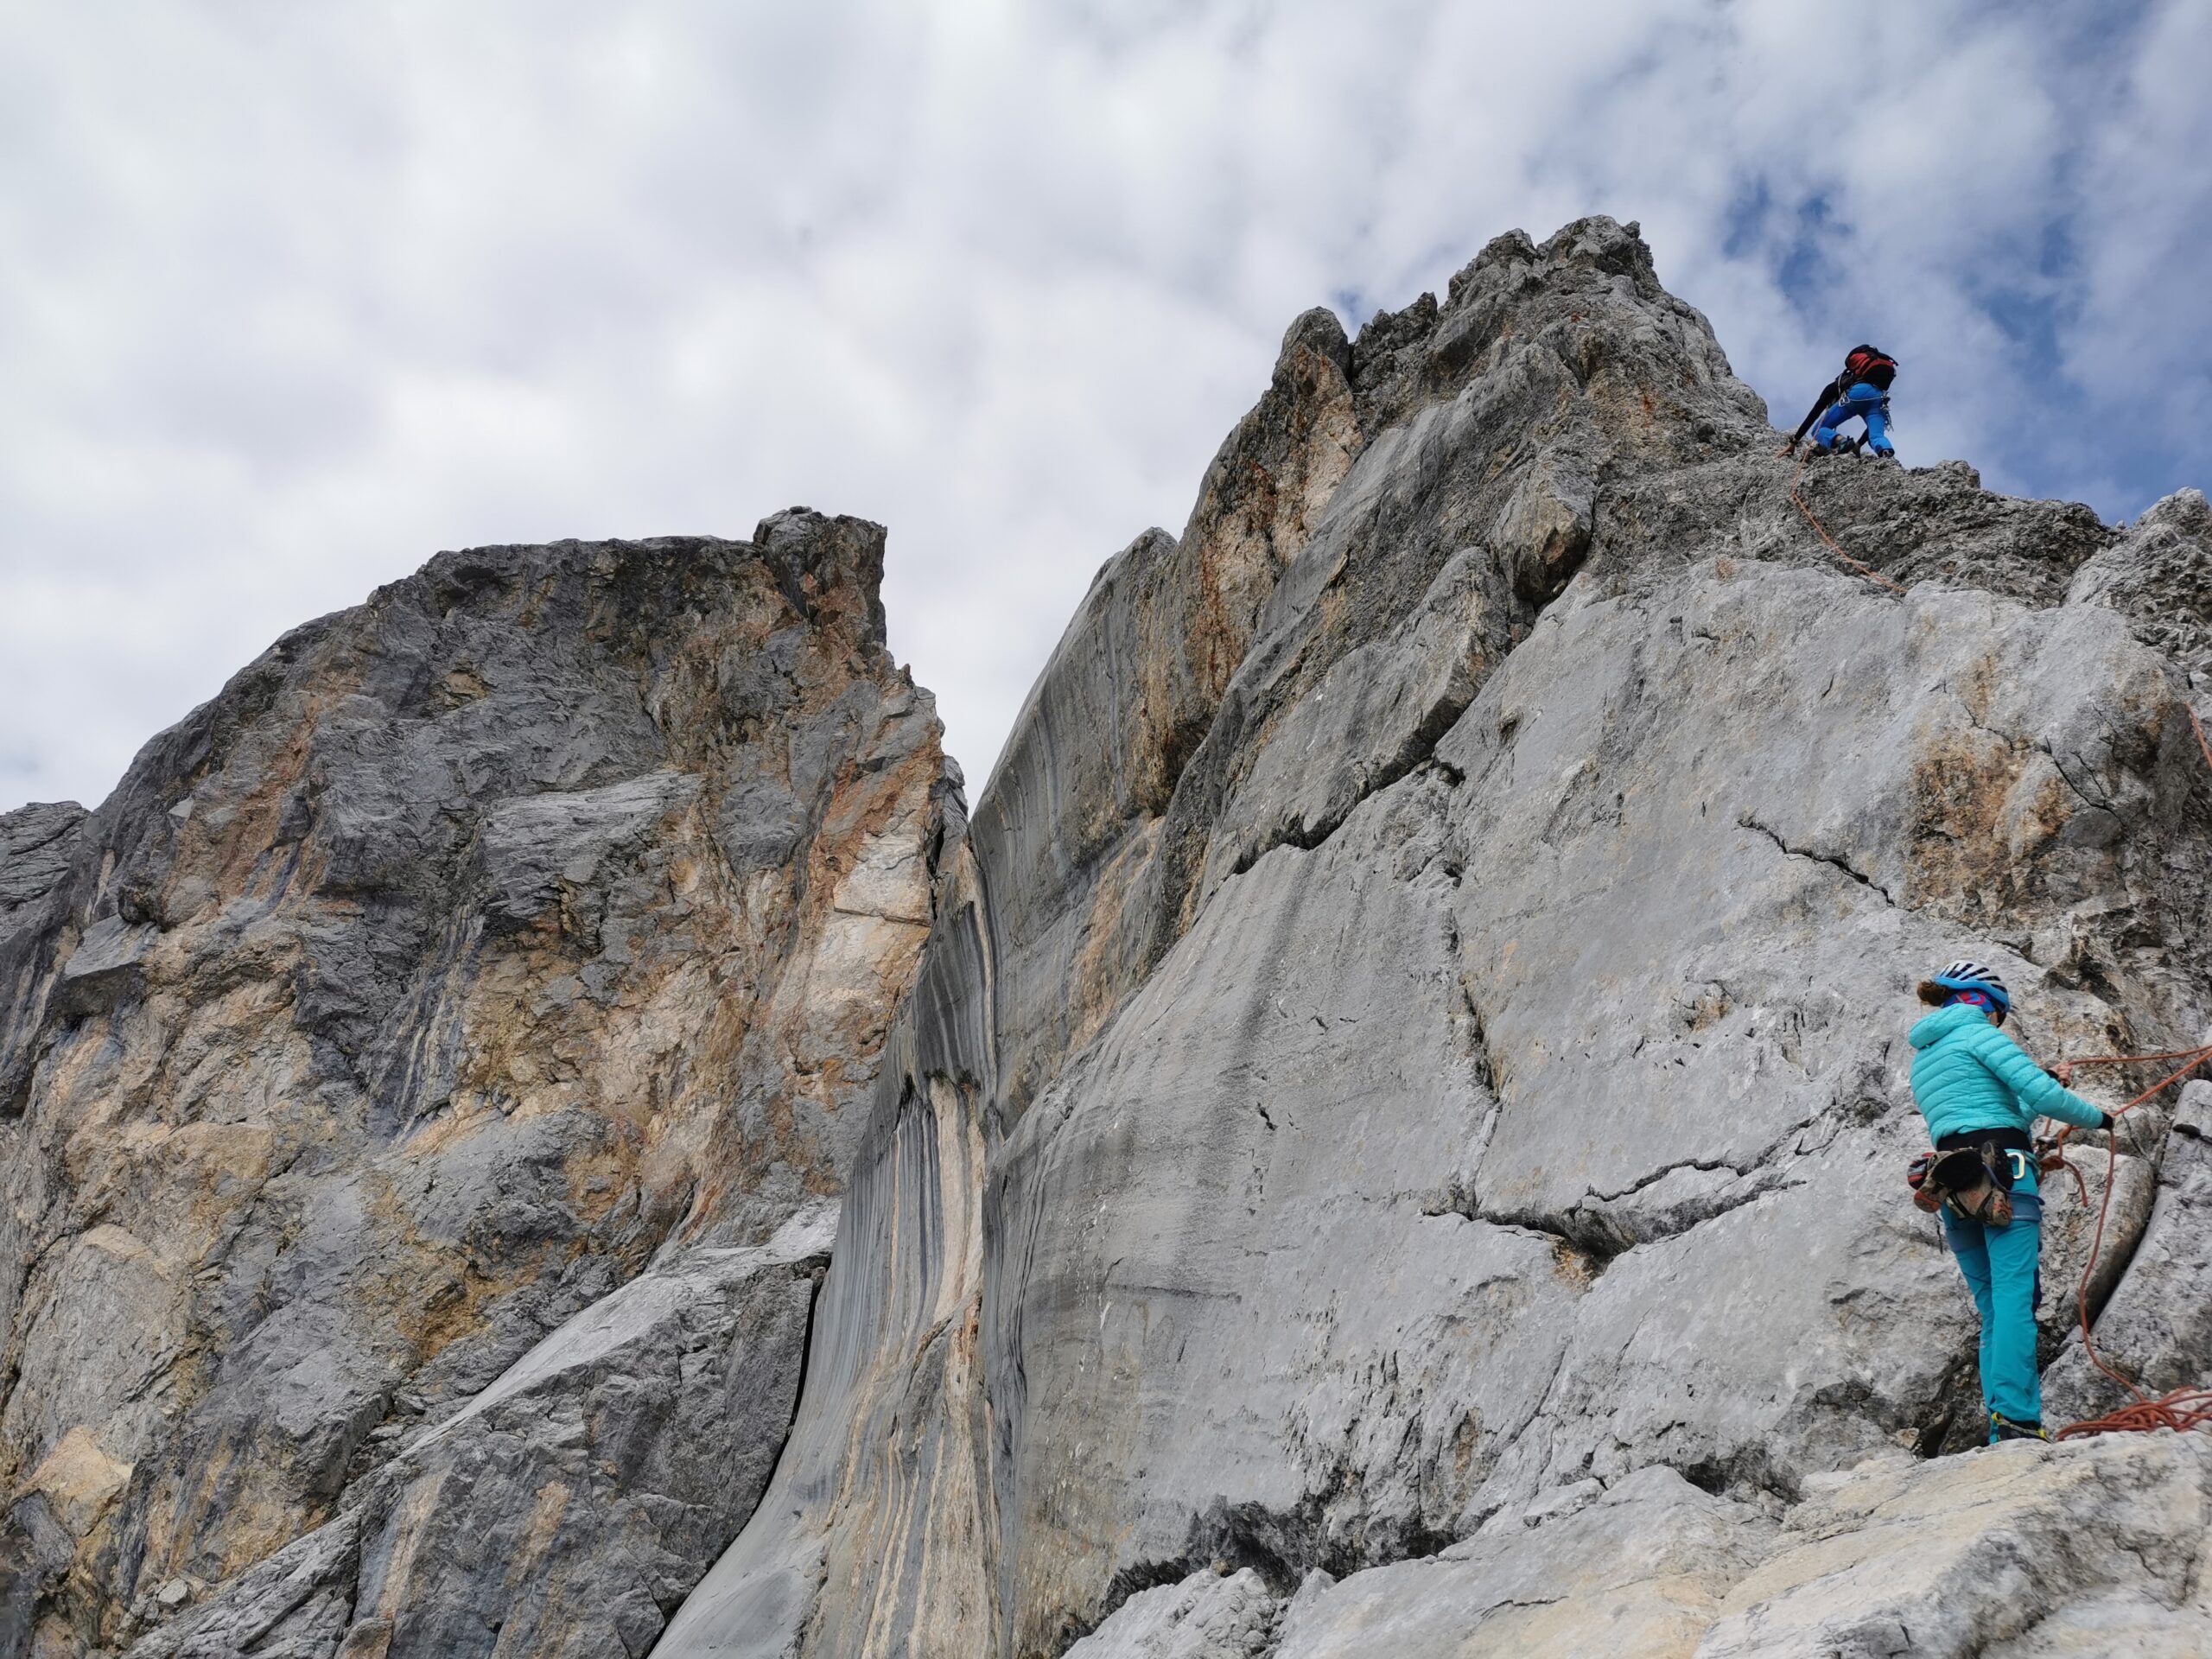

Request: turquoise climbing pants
left=1815, top=383, right=1893, bottom=456
left=1943, top=1187, right=2044, bottom=1431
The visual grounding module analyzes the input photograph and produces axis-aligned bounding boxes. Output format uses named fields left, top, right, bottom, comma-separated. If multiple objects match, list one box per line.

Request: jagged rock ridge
left=658, top=218, right=2212, bottom=1656
left=4, top=213, right=2211, bottom=1659
left=0, top=513, right=954, bottom=1656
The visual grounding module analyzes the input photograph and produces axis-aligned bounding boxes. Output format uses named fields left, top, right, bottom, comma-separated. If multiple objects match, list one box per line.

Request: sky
left=3, top=0, right=2208, bottom=815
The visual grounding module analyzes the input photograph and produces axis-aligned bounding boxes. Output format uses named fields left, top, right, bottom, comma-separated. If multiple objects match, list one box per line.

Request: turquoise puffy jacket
left=1908, top=1001, right=2105, bottom=1143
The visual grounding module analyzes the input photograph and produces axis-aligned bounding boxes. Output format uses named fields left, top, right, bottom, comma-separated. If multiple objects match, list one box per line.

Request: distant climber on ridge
left=1780, top=344, right=1898, bottom=459
left=1906, top=961, right=2113, bottom=1443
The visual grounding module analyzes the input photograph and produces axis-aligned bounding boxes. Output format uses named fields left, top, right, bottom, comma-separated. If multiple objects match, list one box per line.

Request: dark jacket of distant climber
left=1784, top=345, right=1897, bottom=458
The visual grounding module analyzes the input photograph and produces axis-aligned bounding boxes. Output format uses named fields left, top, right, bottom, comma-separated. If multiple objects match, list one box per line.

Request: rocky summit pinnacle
left=7, top=216, right=2212, bottom=1658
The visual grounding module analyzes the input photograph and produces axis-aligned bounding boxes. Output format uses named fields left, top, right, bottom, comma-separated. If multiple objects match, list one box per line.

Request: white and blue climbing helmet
left=1918, top=958, right=2012, bottom=1023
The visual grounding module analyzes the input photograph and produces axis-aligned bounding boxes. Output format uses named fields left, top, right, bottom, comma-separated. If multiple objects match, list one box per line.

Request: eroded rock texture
left=129, top=1205, right=837, bottom=1659
left=660, top=219, right=2212, bottom=1656
left=0, top=513, right=952, bottom=1656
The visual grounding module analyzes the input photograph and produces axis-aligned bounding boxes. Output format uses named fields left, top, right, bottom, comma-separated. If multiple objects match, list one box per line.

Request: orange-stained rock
left=0, top=512, right=953, bottom=1656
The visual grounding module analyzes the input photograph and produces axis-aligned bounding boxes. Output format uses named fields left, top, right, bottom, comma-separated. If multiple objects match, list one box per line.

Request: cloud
left=2, top=0, right=2202, bottom=814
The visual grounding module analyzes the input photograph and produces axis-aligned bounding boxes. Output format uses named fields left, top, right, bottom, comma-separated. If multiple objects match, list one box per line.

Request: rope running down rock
left=2044, top=705, right=2212, bottom=1439
left=1789, top=451, right=1910, bottom=595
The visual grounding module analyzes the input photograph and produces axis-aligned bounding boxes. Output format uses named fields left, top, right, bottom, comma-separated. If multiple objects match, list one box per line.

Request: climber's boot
left=1990, top=1411, right=2048, bottom=1444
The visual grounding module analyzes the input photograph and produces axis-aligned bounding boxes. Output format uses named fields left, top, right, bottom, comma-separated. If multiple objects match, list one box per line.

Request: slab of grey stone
left=48, top=916, right=157, bottom=1016
left=129, top=1205, right=836, bottom=1659
left=0, top=804, right=86, bottom=930
left=478, top=769, right=702, bottom=937
left=1697, top=1433, right=2212, bottom=1657
left=2068, top=486, right=2212, bottom=677
left=1273, top=1465, right=1771, bottom=1658
left=1062, top=1568, right=1279, bottom=1659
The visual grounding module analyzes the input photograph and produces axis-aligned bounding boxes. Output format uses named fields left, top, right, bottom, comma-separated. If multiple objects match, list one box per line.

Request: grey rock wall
left=2069, top=486, right=2212, bottom=677
left=127, top=1205, right=836, bottom=1659
left=1063, top=1567, right=1280, bottom=1658
left=0, top=803, right=89, bottom=1109
left=0, top=512, right=952, bottom=1656
left=11, top=208, right=2209, bottom=1659
left=660, top=218, right=2212, bottom=1657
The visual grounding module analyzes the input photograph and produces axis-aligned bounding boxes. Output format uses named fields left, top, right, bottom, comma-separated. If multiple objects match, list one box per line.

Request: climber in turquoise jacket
left=1908, top=959, right=2112, bottom=1443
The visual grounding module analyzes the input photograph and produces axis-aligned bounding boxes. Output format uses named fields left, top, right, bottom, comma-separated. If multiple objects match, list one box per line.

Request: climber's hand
left=1777, top=440, right=1797, bottom=459
left=2052, top=1061, right=2075, bottom=1088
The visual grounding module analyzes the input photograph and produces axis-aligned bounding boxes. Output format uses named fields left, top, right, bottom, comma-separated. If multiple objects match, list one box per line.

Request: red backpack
left=1844, top=345, right=1897, bottom=389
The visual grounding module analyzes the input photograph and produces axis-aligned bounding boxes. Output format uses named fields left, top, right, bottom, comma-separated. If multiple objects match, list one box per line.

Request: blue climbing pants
left=1815, top=383, right=1892, bottom=455
left=1943, top=1188, right=2044, bottom=1431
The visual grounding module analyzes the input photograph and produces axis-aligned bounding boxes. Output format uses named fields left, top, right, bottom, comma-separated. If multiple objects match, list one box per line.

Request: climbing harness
left=1908, top=1135, right=2027, bottom=1225
left=2040, top=705, right=2212, bottom=1440
left=1789, top=450, right=1910, bottom=594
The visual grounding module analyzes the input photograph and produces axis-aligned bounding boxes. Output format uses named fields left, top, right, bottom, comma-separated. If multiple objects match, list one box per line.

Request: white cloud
left=2, top=0, right=2202, bottom=812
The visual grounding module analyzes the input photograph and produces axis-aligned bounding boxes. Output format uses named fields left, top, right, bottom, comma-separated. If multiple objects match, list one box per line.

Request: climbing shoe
left=1990, top=1412, right=2049, bottom=1444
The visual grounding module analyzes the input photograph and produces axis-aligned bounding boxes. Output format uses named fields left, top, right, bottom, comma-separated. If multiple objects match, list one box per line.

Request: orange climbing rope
left=2044, top=1047, right=2212, bottom=1438
left=2044, top=706, right=2212, bottom=1440
left=1788, top=449, right=1910, bottom=594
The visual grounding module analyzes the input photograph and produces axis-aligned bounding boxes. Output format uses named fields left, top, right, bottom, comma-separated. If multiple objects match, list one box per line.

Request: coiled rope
left=2044, top=705, right=2212, bottom=1439
left=1788, top=449, right=1910, bottom=595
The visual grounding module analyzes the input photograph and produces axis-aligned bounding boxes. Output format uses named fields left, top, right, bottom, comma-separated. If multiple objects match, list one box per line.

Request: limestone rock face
left=127, top=1206, right=836, bottom=1659
left=987, top=1434, right=2212, bottom=1659
left=2069, top=486, right=2212, bottom=677
left=1063, top=1567, right=1281, bottom=1659
left=13, top=212, right=2212, bottom=1659
left=1271, top=1465, right=1775, bottom=1657
left=660, top=218, right=2212, bottom=1657
left=0, top=513, right=951, bottom=1656
left=0, top=803, right=89, bottom=1102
